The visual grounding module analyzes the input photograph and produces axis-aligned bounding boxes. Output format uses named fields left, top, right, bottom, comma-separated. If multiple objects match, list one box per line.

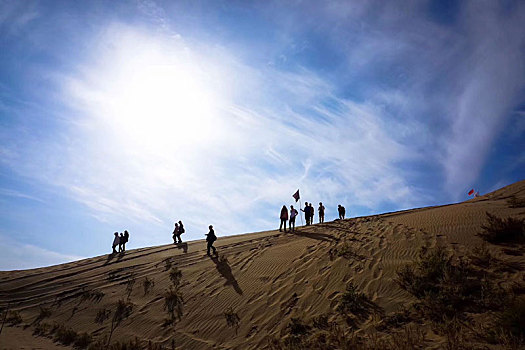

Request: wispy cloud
left=0, top=234, right=84, bottom=271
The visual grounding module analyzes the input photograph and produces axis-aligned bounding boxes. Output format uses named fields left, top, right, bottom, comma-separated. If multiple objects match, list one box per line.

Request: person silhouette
left=301, top=202, right=310, bottom=225
left=289, top=205, right=298, bottom=232
left=318, top=202, right=325, bottom=223
left=122, top=230, right=129, bottom=251
left=338, top=204, right=346, bottom=220
left=206, top=225, right=217, bottom=256
left=118, top=233, right=124, bottom=252
left=172, top=223, right=179, bottom=244
left=112, top=232, right=119, bottom=254
left=177, top=220, right=185, bottom=243
left=279, top=205, right=288, bottom=232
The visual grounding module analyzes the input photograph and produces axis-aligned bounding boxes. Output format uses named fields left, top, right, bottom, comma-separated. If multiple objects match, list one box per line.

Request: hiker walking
left=206, top=225, right=217, bottom=256
left=112, top=232, right=120, bottom=254
left=279, top=205, right=289, bottom=232
left=338, top=204, right=346, bottom=220
left=177, top=220, right=185, bottom=243
left=122, top=230, right=129, bottom=251
left=289, top=205, right=298, bottom=232
left=172, top=223, right=180, bottom=244
left=118, top=233, right=124, bottom=252
left=318, top=202, right=325, bottom=223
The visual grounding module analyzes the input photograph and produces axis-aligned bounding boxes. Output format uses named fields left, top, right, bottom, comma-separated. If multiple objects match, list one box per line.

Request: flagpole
left=299, top=199, right=303, bottom=226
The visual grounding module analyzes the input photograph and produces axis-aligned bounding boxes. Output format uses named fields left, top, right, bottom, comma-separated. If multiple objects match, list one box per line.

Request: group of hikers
left=111, top=230, right=130, bottom=254
left=110, top=202, right=347, bottom=254
left=279, top=203, right=346, bottom=232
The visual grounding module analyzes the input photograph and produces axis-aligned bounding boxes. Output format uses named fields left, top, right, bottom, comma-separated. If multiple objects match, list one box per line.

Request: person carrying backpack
left=206, top=225, right=217, bottom=256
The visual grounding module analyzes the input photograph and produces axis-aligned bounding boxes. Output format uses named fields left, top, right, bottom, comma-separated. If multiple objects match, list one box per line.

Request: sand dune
left=1, top=181, right=524, bottom=349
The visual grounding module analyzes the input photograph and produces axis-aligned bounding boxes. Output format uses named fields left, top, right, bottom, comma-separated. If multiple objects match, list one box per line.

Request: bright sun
left=104, top=55, right=219, bottom=154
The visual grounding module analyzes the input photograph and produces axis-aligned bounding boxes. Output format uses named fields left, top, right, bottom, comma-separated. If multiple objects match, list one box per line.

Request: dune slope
left=1, top=180, right=524, bottom=349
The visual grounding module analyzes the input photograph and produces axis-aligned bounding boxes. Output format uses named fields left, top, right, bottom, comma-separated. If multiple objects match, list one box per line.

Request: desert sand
left=1, top=181, right=524, bottom=349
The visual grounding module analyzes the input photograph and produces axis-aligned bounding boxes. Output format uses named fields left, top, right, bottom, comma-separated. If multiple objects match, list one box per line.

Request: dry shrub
left=80, top=289, right=105, bottom=303
left=396, top=246, right=502, bottom=322
left=5, top=310, right=22, bottom=325
left=94, top=308, right=111, bottom=324
left=143, top=276, right=155, bottom=295
left=469, top=243, right=493, bottom=268
left=168, top=267, right=182, bottom=287
left=507, top=196, right=525, bottom=208
left=33, top=321, right=50, bottom=336
left=224, top=307, right=240, bottom=334
left=478, top=212, right=525, bottom=244
left=163, top=287, right=184, bottom=326
left=125, top=274, right=136, bottom=299
left=337, top=282, right=371, bottom=316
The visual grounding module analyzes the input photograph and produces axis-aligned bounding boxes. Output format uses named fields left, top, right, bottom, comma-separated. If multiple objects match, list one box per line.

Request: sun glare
left=105, top=59, right=218, bottom=153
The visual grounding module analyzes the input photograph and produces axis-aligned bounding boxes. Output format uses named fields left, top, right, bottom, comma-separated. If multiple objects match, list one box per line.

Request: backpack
left=180, top=225, right=185, bottom=234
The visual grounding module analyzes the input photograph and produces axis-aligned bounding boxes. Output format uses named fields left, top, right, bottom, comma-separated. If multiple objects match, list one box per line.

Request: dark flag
left=292, top=189, right=300, bottom=202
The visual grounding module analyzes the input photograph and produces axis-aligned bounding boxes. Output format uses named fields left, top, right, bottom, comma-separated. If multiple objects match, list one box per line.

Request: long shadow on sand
left=290, top=228, right=338, bottom=242
left=210, top=255, right=243, bottom=295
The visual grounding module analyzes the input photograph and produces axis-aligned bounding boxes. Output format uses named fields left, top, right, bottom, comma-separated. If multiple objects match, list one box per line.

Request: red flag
left=292, top=189, right=300, bottom=202
left=468, top=189, right=474, bottom=196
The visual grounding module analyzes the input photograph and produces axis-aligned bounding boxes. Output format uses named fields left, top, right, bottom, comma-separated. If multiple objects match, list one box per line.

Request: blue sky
left=1, top=0, right=524, bottom=270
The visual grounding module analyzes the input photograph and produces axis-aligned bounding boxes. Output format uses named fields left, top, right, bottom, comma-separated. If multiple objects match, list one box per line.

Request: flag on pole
left=468, top=189, right=474, bottom=196
left=292, top=189, right=300, bottom=202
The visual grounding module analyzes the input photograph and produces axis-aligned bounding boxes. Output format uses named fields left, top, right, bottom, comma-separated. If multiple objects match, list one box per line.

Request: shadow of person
left=292, top=229, right=337, bottom=242
left=210, top=255, right=243, bottom=295
left=176, top=242, right=188, bottom=253
left=104, top=252, right=116, bottom=265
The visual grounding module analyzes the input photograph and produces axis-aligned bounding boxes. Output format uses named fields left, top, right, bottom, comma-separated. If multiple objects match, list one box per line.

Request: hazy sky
left=1, top=0, right=524, bottom=270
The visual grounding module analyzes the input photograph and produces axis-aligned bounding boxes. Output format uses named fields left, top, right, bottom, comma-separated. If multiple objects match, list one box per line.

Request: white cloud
left=0, top=234, right=84, bottom=271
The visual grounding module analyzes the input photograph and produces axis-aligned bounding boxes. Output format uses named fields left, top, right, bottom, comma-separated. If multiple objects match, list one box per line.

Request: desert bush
left=74, top=332, right=93, bottom=349
left=53, top=324, right=78, bottom=345
left=224, top=307, right=240, bottom=334
left=168, top=267, right=182, bottom=287
left=81, top=289, right=105, bottom=303
left=5, top=310, right=22, bottom=325
left=106, top=299, right=134, bottom=348
left=496, top=297, right=525, bottom=340
left=337, top=282, right=371, bottom=316
left=34, top=306, right=52, bottom=324
left=33, top=321, right=50, bottom=336
left=396, top=246, right=503, bottom=322
left=507, top=196, right=525, bottom=208
left=143, top=277, right=155, bottom=295
left=478, top=212, right=525, bottom=244
left=469, top=243, right=493, bottom=268
left=163, top=287, right=184, bottom=325
left=88, top=336, right=142, bottom=350
left=94, top=308, right=111, bottom=324
left=337, top=242, right=360, bottom=260
left=126, top=274, right=136, bottom=299
left=312, top=313, right=331, bottom=330
left=164, top=258, right=172, bottom=271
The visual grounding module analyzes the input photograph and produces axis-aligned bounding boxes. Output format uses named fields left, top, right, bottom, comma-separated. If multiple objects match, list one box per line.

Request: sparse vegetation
left=126, top=274, right=136, bottom=300
left=106, top=299, right=134, bottom=348
left=396, top=245, right=505, bottom=322
left=94, top=308, right=111, bottom=324
left=80, top=289, right=105, bottom=303
left=34, top=306, right=52, bottom=324
left=478, top=212, right=525, bottom=244
left=143, top=276, right=155, bottom=295
left=163, top=287, right=184, bottom=326
left=469, top=243, right=493, bottom=268
left=168, top=267, right=182, bottom=287
left=495, top=297, right=525, bottom=342
left=337, top=282, right=372, bottom=316
left=507, top=196, right=525, bottom=208
left=164, top=258, right=172, bottom=271
left=224, top=307, right=240, bottom=334
left=32, top=321, right=93, bottom=349
left=5, top=310, right=22, bottom=325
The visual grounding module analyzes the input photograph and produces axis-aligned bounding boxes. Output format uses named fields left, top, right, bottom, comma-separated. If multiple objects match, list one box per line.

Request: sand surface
left=1, top=181, right=524, bottom=349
